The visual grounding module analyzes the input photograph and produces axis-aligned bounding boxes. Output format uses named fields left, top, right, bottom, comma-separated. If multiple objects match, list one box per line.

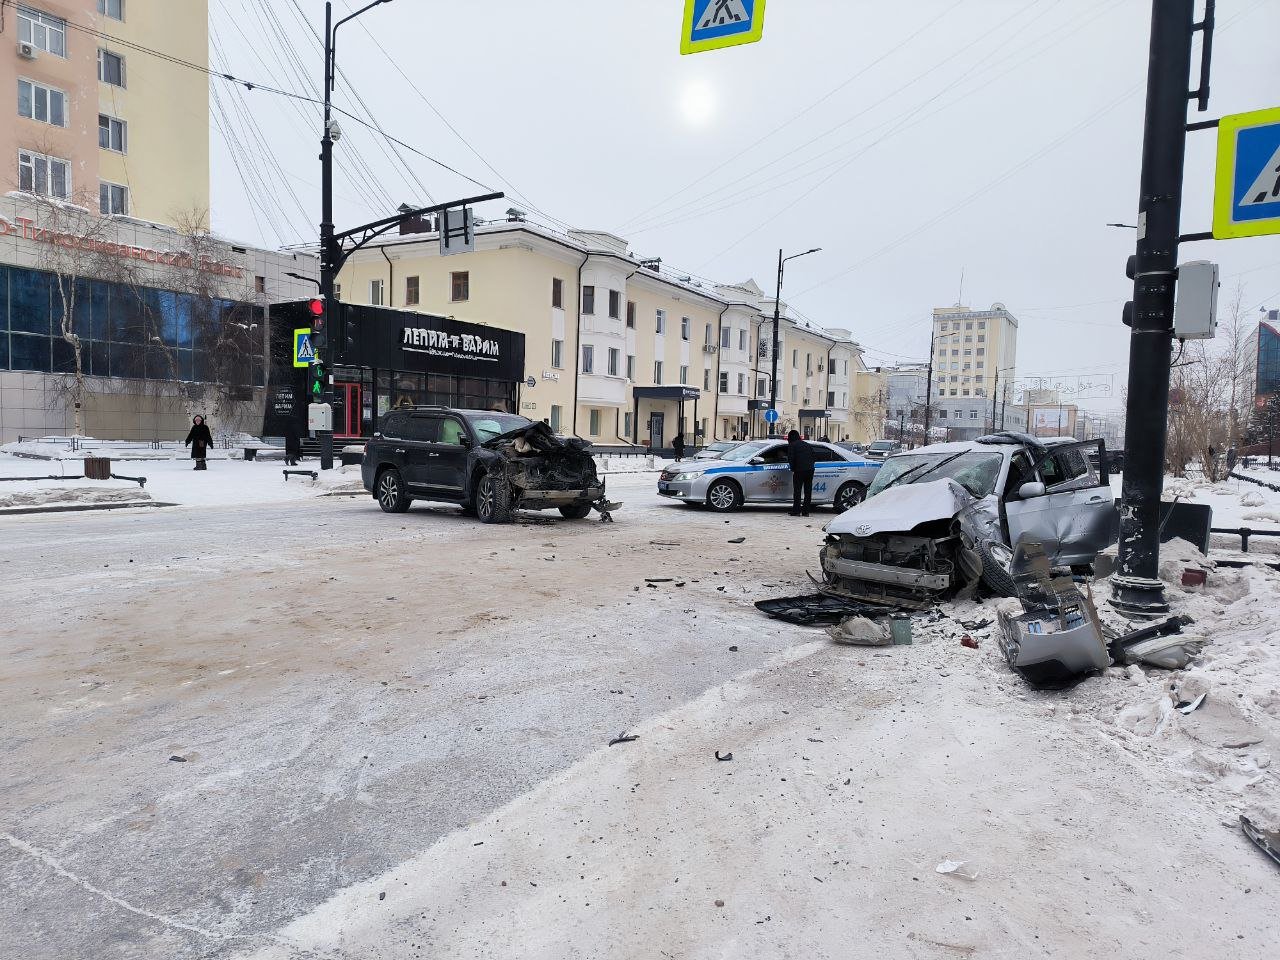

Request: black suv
left=361, top=407, right=606, bottom=523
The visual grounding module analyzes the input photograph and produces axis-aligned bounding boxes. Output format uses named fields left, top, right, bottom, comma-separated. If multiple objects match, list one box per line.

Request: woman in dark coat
left=185, top=415, right=213, bottom=470
left=283, top=420, right=302, bottom=467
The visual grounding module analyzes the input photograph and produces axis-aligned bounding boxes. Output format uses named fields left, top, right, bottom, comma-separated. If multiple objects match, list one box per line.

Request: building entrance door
left=648, top=412, right=665, bottom=450
left=334, top=382, right=364, bottom=438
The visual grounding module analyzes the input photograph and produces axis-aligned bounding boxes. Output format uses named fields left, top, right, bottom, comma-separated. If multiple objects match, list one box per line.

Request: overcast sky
left=208, top=0, right=1280, bottom=411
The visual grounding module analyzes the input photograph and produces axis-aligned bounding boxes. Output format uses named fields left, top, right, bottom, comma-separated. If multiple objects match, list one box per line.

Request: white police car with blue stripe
left=657, top=439, right=882, bottom=513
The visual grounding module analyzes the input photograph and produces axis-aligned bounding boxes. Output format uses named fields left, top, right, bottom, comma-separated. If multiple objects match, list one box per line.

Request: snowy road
left=2, top=476, right=1278, bottom=959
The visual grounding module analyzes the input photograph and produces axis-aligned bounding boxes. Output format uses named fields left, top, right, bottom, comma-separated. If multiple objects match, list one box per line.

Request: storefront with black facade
left=264, top=302, right=526, bottom=440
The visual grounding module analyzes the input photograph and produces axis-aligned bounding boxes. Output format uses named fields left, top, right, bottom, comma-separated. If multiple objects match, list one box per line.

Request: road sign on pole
left=681, top=0, right=766, bottom=56
left=293, top=328, right=315, bottom=368
left=764, top=407, right=780, bottom=425
left=1213, top=106, right=1280, bottom=239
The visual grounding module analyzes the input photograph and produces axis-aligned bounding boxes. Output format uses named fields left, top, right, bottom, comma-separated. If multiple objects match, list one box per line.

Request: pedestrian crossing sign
left=1214, top=106, right=1280, bottom=240
left=293, top=328, right=315, bottom=368
left=681, top=0, right=766, bottom=56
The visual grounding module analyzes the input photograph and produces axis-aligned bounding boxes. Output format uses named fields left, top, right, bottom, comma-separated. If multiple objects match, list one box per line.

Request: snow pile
left=0, top=484, right=150, bottom=511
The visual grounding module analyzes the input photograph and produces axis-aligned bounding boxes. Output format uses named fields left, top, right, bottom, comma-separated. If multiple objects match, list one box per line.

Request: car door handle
left=1087, top=495, right=1105, bottom=502
left=428, top=452, right=441, bottom=458
left=395, top=448, right=406, bottom=454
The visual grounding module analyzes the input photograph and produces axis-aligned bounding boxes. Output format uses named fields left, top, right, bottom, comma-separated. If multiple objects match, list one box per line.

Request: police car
left=657, top=439, right=882, bottom=513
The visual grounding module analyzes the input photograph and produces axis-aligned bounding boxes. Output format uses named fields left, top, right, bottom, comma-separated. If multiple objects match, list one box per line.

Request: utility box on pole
left=1173, top=260, right=1220, bottom=339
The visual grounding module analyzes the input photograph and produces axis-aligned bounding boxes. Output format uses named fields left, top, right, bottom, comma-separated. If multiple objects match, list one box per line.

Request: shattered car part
left=755, top=594, right=893, bottom=626
left=1107, top=614, right=1195, bottom=663
left=1241, top=814, right=1280, bottom=869
left=996, top=538, right=1111, bottom=688
left=819, top=437, right=1116, bottom=608
left=827, top=616, right=892, bottom=646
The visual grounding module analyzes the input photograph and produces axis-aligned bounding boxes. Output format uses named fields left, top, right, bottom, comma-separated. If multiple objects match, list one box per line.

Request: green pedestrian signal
left=311, top=360, right=326, bottom=397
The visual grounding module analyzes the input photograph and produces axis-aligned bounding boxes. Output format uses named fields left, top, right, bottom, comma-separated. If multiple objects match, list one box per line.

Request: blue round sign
left=764, top=408, right=780, bottom=424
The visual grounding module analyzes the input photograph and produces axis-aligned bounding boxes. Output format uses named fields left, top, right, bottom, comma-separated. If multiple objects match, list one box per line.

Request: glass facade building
left=1257, top=321, right=1280, bottom=400
left=0, top=264, right=263, bottom=386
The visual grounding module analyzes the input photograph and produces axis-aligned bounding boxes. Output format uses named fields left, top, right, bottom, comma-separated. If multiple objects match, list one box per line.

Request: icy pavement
left=1, top=473, right=1278, bottom=959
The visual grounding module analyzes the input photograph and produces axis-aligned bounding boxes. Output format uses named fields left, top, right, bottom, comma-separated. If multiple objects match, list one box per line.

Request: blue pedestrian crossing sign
left=293, top=328, right=315, bottom=368
left=764, top=407, right=780, bottom=424
left=681, top=0, right=766, bottom=56
left=1214, top=106, right=1280, bottom=240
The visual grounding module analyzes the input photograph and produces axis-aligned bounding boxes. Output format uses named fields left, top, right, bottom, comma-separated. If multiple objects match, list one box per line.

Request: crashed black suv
left=361, top=408, right=609, bottom=523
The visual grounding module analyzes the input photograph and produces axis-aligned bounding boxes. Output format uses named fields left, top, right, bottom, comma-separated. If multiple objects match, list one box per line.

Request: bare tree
left=19, top=192, right=146, bottom=435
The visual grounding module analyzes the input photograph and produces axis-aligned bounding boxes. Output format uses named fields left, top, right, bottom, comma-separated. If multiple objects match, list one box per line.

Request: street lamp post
left=317, top=0, right=393, bottom=470
left=768, top=247, right=820, bottom=437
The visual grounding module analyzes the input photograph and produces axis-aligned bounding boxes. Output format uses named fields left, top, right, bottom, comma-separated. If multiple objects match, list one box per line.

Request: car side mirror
left=749, top=456, right=765, bottom=466
left=460, top=436, right=473, bottom=448
left=1018, top=481, right=1047, bottom=499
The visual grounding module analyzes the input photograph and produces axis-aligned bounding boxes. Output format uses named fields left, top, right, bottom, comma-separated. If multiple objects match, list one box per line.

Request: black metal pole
left=769, top=249, right=783, bottom=438
left=923, top=324, right=934, bottom=440
left=1113, top=0, right=1197, bottom=617
left=317, top=0, right=336, bottom=471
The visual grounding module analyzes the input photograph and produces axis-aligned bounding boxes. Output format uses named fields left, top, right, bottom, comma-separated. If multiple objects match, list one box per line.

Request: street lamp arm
left=329, top=0, right=394, bottom=92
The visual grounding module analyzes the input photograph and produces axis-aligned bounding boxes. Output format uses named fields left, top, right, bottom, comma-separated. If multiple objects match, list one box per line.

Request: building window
left=704, top=323, right=713, bottom=346
left=828, top=391, right=836, bottom=407
left=254, top=275, right=266, bottom=294
left=654, top=360, right=663, bottom=384
left=791, top=349, right=798, bottom=367
left=626, top=301, right=636, bottom=328
left=738, top=373, right=746, bottom=395
left=17, top=6, right=66, bottom=56
left=757, top=377, right=767, bottom=396
left=581, top=344, right=594, bottom=374
left=18, top=150, right=69, bottom=199
left=721, top=327, right=732, bottom=349
left=939, top=410, right=948, bottom=419
left=978, top=320, right=986, bottom=330
left=550, top=405, right=562, bottom=432
left=450, top=271, right=469, bottom=302
left=334, top=283, right=341, bottom=299
left=970, top=409, right=979, bottom=419
left=739, top=329, right=747, bottom=351
left=589, top=409, right=601, bottom=436
left=626, top=354, right=635, bottom=380
left=624, top=411, right=633, bottom=438
left=405, top=275, right=420, bottom=306
left=977, top=334, right=986, bottom=343
left=98, top=0, right=124, bottom=19
left=608, top=347, right=619, bottom=376
left=965, top=322, right=973, bottom=330
left=581, top=285, right=595, bottom=315
left=98, top=49, right=126, bottom=87
left=98, top=114, right=126, bottom=151
left=608, top=289, right=621, bottom=320
left=552, top=277, right=563, bottom=309
left=551, top=338, right=563, bottom=368
left=976, top=360, right=985, bottom=369
left=951, top=322, right=960, bottom=331
left=790, top=385, right=798, bottom=403
left=18, top=79, right=66, bottom=126
left=679, top=364, right=689, bottom=384
left=655, top=309, right=666, bottom=334
left=99, top=181, right=128, bottom=215
left=369, top=279, right=384, bottom=306
left=680, top=316, right=690, bottom=341
left=703, top=368, right=711, bottom=391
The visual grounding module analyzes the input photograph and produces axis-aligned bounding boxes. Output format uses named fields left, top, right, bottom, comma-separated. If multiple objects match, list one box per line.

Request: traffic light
left=307, top=297, right=325, bottom=328
left=311, top=358, right=327, bottom=398
left=1122, top=255, right=1138, bottom=327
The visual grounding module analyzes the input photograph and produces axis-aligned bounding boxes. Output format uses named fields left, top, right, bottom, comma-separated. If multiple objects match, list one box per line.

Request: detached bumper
left=823, top=556, right=950, bottom=591
left=519, top=485, right=605, bottom=508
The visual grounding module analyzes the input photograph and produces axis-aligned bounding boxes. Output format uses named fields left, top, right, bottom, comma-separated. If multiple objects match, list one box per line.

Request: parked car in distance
left=362, top=407, right=608, bottom=523
left=694, top=440, right=742, bottom=460
left=819, top=432, right=1115, bottom=608
left=865, top=439, right=902, bottom=460
left=658, top=438, right=881, bottom=513
left=834, top=441, right=867, bottom=455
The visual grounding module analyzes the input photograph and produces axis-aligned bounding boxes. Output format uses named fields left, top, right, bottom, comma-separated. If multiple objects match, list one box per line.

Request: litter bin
left=84, top=457, right=112, bottom=480
left=244, top=447, right=257, bottom=462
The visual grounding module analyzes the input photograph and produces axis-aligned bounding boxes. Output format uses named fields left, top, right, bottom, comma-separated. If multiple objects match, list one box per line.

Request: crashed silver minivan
left=818, top=433, right=1116, bottom=609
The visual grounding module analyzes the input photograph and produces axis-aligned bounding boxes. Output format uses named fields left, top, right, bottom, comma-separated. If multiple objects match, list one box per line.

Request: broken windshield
left=867, top=451, right=1006, bottom=498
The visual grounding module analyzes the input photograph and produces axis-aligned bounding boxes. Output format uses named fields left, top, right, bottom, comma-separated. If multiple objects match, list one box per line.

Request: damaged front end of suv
left=472, top=421, right=615, bottom=523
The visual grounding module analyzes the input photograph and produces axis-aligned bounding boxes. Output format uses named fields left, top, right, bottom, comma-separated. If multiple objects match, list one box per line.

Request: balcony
left=577, top=373, right=628, bottom=407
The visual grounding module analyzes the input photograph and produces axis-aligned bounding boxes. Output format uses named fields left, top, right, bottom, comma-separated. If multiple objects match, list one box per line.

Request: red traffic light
left=307, top=298, right=324, bottom=317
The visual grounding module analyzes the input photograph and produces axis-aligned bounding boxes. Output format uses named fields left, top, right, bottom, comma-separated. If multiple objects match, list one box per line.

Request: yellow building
left=337, top=217, right=878, bottom=449
left=3, top=0, right=209, bottom=224
left=930, top=303, right=1018, bottom=404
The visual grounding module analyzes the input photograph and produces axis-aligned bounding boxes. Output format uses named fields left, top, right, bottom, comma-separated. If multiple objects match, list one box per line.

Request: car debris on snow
left=935, top=859, right=980, bottom=880
left=827, top=616, right=892, bottom=647
left=1240, top=812, right=1280, bottom=869
left=608, top=733, right=638, bottom=746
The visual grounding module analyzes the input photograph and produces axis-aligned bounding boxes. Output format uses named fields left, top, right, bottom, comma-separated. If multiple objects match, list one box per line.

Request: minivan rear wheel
left=377, top=468, right=411, bottom=513
left=559, top=502, right=592, bottom=520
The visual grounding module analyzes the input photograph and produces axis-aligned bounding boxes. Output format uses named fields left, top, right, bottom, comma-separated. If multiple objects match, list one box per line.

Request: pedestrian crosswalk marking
left=1240, top=143, right=1280, bottom=207
left=700, top=0, right=748, bottom=28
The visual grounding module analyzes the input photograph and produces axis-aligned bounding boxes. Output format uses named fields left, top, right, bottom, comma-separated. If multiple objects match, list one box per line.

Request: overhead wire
left=615, top=0, right=970, bottom=232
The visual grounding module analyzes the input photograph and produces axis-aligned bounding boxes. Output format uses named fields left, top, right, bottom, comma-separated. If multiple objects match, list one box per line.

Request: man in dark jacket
left=283, top=420, right=302, bottom=467
left=672, top=432, right=685, bottom=461
left=786, top=429, right=816, bottom=516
